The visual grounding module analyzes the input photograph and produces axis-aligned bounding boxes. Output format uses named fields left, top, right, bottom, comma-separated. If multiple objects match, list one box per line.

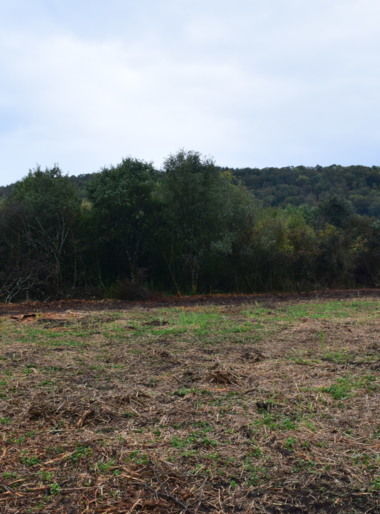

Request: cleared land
left=0, top=297, right=379, bottom=513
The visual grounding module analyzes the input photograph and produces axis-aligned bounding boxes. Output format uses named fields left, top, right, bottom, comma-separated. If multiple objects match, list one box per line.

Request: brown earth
left=0, top=295, right=379, bottom=513
left=2, top=288, right=380, bottom=316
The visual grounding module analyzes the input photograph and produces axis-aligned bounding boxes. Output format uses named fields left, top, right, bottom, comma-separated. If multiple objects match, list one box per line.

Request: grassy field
left=0, top=298, right=379, bottom=513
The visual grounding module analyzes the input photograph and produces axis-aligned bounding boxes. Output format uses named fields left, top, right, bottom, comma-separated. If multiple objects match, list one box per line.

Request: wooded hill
left=3, top=164, right=380, bottom=216
left=233, top=165, right=380, bottom=217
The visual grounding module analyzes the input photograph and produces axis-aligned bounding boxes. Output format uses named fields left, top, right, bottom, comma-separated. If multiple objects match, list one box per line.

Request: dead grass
left=0, top=297, right=379, bottom=513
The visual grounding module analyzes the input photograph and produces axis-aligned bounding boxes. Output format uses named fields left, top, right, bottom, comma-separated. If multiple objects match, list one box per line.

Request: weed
left=289, top=357, right=319, bottom=366
left=126, top=451, right=150, bottom=465
left=180, top=450, right=197, bottom=458
left=248, top=446, right=263, bottom=458
left=39, top=380, right=54, bottom=386
left=20, top=455, right=40, bottom=467
left=293, top=458, right=316, bottom=472
left=70, top=446, right=92, bottom=462
left=2, top=472, right=18, bottom=479
left=48, top=483, right=62, bottom=495
left=322, top=351, right=351, bottom=364
left=322, top=375, right=377, bottom=400
left=38, top=471, right=54, bottom=482
left=170, top=430, right=218, bottom=449
left=97, top=460, right=117, bottom=473
left=284, top=437, right=297, bottom=450
left=243, top=460, right=268, bottom=486
left=173, top=387, right=197, bottom=397
left=254, top=413, right=297, bottom=431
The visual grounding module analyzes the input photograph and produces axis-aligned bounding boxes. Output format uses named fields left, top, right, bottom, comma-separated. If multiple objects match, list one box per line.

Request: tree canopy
left=2, top=154, right=380, bottom=301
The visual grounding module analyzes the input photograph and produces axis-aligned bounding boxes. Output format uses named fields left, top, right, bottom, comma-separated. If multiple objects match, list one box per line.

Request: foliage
left=2, top=154, right=380, bottom=300
left=0, top=167, right=81, bottom=300
left=87, top=158, right=158, bottom=285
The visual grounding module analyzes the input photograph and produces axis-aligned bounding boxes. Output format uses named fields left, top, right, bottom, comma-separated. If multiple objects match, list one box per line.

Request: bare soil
left=2, top=288, right=380, bottom=316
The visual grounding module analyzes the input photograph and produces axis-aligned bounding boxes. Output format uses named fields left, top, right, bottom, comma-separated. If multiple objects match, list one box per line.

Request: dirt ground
left=2, top=288, right=380, bottom=316
left=0, top=294, right=379, bottom=513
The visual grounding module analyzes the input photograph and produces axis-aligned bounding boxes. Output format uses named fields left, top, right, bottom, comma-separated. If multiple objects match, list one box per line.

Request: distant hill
left=2, top=164, right=380, bottom=217
left=231, top=165, right=380, bottom=217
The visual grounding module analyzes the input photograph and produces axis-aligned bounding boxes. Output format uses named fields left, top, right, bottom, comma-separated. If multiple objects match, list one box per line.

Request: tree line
left=1, top=151, right=380, bottom=302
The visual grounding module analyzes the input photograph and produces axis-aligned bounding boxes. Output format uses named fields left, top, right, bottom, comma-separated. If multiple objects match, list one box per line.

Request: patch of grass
left=321, top=375, right=378, bottom=400
left=38, top=471, right=54, bottom=482
left=288, top=356, right=321, bottom=366
left=170, top=428, right=218, bottom=449
left=97, top=459, right=118, bottom=473
left=245, top=299, right=380, bottom=323
left=254, top=413, right=297, bottom=431
left=48, top=482, right=62, bottom=495
left=321, top=351, right=352, bottom=364
left=20, top=455, right=40, bottom=467
left=126, top=451, right=150, bottom=465
left=243, top=460, right=269, bottom=486
left=70, top=446, right=93, bottom=462
left=173, top=387, right=198, bottom=397
left=284, top=437, right=297, bottom=450
left=2, top=471, right=18, bottom=479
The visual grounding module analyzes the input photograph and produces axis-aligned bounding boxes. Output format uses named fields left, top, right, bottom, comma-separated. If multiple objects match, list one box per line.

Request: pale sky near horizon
left=1, top=0, right=380, bottom=186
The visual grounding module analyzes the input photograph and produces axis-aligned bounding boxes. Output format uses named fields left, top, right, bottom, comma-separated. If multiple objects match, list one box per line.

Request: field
left=0, top=296, right=379, bottom=513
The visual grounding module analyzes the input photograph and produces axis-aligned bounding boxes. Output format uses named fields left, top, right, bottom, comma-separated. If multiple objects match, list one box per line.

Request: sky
left=1, top=0, right=380, bottom=185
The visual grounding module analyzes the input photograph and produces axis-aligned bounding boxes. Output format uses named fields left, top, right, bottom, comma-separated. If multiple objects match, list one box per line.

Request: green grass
left=70, top=446, right=93, bottom=462
left=321, top=375, right=378, bottom=400
left=244, top=299, right=380, bottom=323
left=254, top=413, right=297, bottom=431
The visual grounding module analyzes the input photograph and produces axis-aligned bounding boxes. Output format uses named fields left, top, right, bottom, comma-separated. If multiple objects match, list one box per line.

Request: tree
left=318, top=195, right=354, bottom=228
left=0, top=166, right=81, bottom=299
left=156, top=150, right=255, bottom=293
left=87, top=158, right=158, bottom=285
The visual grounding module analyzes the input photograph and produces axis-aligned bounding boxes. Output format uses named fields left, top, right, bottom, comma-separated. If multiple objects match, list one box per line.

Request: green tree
left=87, top=158, right=158, bottom=286
left=156, top=150, right=255, bottom=293
left=0, top=167, right=81, bottom=299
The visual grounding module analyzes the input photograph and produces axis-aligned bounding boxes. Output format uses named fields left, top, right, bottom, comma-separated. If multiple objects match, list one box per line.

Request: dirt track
left=2, top=288, right=380, bottom=316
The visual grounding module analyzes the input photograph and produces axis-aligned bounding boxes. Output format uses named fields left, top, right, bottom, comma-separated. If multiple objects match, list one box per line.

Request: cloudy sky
left=1, top=0, right=380, bottom=185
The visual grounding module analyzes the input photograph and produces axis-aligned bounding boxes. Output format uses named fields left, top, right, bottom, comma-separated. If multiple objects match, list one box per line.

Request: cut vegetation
left=0, top=297, right=379, bottom=512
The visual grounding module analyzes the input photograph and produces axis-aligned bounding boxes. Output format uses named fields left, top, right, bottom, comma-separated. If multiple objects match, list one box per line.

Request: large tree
left=87, top=158, right=158, bottom=285
left=156, top=150, right=255, bottom=293
left=0, top=167, right=81, bottom=300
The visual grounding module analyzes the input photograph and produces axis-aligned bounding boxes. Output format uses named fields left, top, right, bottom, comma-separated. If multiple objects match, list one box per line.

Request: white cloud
left=1, top=1, right=380, bottom=184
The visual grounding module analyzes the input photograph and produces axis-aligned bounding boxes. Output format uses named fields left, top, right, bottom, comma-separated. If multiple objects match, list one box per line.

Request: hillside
left=232, top=165, right=380, bottom=217
left=3, top=164, right=380, bottom=217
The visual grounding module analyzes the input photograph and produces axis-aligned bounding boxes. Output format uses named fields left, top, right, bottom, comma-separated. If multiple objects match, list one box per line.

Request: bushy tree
left=156, top=150, right=255, bottom=293
left=87, top=158, right=158, bottom=287
left=0, top=167, right=81, bottom=300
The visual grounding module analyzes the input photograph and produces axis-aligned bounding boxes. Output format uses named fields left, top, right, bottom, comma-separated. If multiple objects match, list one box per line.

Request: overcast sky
left=1, top=0, right=380, bottom=185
